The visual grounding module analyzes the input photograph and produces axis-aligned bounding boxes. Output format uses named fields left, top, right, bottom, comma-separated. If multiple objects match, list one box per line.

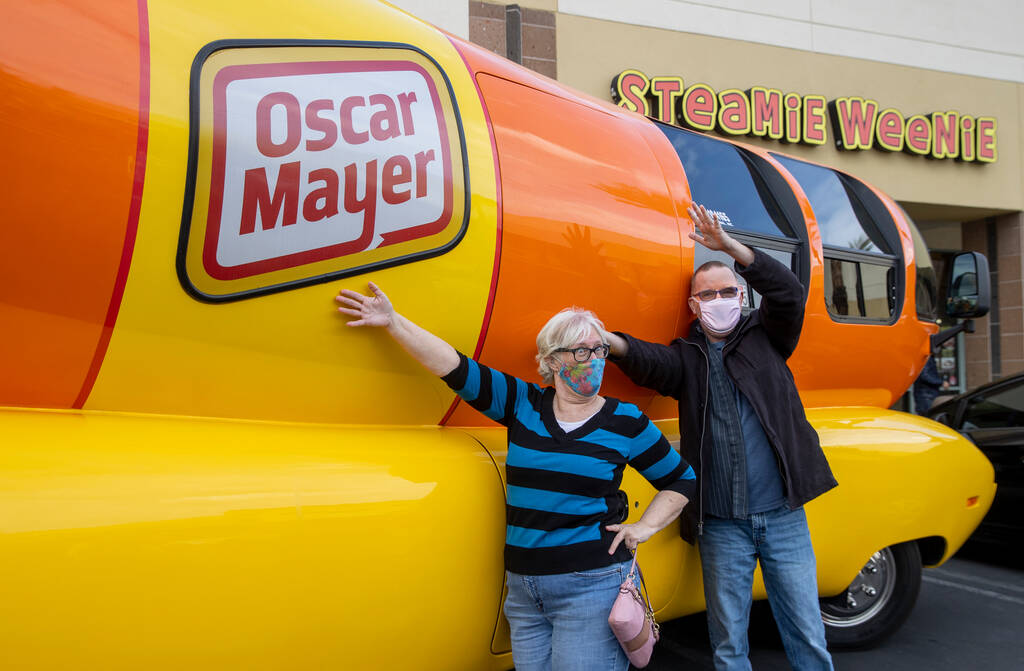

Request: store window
left=772, top=154, right=902, bottom=323
left=658, top=123, right=806, bottom=309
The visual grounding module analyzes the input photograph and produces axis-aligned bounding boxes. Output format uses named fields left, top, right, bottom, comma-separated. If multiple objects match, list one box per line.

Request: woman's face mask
left=555, top=358, right=605, bottom=397
left=695, top=295, right=742, bottom=336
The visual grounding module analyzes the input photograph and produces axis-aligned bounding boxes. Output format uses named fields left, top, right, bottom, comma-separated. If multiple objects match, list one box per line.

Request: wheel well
left=915, top=536, right=947, bottom=566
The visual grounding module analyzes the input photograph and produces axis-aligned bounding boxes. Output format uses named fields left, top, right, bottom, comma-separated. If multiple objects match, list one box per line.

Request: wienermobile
left=0, top=1, right=996, bottom=669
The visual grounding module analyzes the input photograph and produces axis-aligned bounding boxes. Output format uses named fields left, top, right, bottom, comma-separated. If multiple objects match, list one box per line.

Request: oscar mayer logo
left=180, top=43, right=468, bottom=301
left=611, top=70, right=997, bottom=163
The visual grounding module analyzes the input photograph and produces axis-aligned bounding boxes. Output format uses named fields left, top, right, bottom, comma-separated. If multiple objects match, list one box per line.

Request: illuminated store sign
left=611, top=70, right=997, bottom=163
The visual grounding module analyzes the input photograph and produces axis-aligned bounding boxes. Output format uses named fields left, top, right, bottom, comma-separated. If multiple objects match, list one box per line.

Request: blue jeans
left=699, top=506, right=833, bottom=671
left=504, top=561, right=631, bottom=671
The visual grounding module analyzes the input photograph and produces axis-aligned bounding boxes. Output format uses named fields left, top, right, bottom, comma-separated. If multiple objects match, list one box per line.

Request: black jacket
left=613, top=249, right=838, bottom=544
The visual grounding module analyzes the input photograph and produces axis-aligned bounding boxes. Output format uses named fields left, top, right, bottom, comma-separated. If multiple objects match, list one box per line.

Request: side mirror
left=945, top=251, right=990, bottom=319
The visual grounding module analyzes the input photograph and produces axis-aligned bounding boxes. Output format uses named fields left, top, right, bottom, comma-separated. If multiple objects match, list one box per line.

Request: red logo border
left=203, top=60, right=456, bottom=280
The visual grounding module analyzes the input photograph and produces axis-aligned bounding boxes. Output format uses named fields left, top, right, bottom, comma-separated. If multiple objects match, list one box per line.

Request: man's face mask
left=690, top=285, right=743, bottom=337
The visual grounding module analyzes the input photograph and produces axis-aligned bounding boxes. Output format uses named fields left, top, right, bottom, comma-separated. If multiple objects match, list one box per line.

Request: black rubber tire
left=820, top=541, right=922, bottom=649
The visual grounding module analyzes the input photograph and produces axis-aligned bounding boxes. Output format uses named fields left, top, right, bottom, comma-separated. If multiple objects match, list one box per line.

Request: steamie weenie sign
left=180, top=43, right=467, bottom=301
left=612, top=70, right=997, bottom=163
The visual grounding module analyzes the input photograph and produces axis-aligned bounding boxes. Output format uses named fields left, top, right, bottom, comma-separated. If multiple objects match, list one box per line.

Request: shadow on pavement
left=952, top=540, right=1024, bottom=570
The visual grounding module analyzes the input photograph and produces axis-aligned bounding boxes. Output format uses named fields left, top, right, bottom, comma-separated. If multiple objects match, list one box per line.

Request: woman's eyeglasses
left=554, top=344, right=611, bottom=362
left=692, top=286, right=740, bottom=302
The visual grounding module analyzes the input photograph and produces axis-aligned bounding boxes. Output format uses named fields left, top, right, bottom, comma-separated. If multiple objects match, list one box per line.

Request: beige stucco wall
left=517, top=0, right=557, bottom=10
left=556, top=14, right=1023, bottom=216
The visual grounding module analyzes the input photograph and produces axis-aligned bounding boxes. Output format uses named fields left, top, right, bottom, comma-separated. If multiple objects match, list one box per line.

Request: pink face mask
left=697, top=296, right=742, bottom=336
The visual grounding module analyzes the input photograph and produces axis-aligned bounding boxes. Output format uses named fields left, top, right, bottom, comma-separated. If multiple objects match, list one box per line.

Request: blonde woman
left=336, top=285, right=695, bottom=671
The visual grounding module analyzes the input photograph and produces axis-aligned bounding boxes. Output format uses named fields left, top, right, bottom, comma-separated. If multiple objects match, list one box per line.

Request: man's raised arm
left=604, top=329, right=686, bottom=400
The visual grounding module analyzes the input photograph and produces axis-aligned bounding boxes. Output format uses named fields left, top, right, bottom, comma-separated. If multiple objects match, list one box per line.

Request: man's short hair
left=691, top=260, right=735, bottom=290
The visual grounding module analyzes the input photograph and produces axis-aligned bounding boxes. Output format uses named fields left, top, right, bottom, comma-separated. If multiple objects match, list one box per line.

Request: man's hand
left=602, top=330, right=629, bottom=358
left=688, top=203, right=755, bottom=267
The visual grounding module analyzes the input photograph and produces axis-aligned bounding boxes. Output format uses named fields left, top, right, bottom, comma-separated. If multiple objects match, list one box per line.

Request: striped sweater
left=442, top=353, right=697, bottom=575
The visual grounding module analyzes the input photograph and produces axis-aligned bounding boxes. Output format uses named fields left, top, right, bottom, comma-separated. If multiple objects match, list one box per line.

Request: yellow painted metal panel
left=0, top=407, right=509, bottom=670
left=805, top=407, right=995, bottom=595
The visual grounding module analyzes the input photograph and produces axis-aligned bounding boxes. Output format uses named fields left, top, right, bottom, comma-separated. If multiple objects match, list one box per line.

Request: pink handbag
left=608, top=549, right=659, bottom=668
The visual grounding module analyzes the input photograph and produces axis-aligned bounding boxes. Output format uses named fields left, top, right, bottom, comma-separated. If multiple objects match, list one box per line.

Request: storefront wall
left=399, top=0, right=1024, bottom=390
left=555, top=14, right=1023, bottom=216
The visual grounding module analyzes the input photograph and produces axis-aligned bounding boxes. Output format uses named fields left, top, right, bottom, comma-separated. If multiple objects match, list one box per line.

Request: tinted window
left=772, top=153, right=899, bottom=323
left=772, top=155, right=890, bottom=254
left=962, top=381, right=1024, bottom=430
left=901, top=206, right=938, bottom=321
left=824, top=259, right=893, bottom=319
left=664, top=127, right=796, bottom=239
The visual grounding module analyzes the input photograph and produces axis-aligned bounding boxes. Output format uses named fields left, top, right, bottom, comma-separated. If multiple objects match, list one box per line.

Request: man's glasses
left=692, top=286, right=740, bottom=302
left=554, top=344, right=611, bottom=362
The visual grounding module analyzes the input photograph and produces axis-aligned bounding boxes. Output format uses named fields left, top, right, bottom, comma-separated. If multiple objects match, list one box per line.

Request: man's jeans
left=504, top=561, right=631, bottom=671
left=699, top=506, right=834, bottom=671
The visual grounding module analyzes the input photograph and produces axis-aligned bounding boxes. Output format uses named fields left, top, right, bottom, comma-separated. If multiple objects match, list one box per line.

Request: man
left=604, top=203, right=838, bottom=671
left=913, top=356, right=943, bottom=414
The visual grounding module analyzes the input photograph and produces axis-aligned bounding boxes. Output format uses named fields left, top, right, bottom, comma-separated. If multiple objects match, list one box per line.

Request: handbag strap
left=628, top=547, right=655, bottom=617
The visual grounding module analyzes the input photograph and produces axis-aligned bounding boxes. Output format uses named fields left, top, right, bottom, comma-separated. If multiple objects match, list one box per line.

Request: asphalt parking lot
left=642, top=547, right=1024, bottom=671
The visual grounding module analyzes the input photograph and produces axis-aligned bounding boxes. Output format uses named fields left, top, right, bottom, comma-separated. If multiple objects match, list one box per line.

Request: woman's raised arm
left=336, top=282, right=460, bottom=376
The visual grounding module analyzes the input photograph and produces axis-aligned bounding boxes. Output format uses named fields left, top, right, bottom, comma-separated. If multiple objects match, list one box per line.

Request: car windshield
left=961, top=380, right=1024, bottom=430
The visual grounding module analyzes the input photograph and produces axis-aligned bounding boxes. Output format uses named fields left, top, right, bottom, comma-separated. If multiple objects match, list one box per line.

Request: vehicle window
left=659, top=123, right=807, bottom=309
left=962, top=381, right=1024, bottom=430
left=662, top=126, right=796, bottom=239
left=909, top=223, right=938, bottom=321
left=772, top=153, right=900, bottom=323
left=771, top=155, right=889, bottom=253
left=896, top=205, right=938, bottom=322
left=824, top=259, right=893, bottom=319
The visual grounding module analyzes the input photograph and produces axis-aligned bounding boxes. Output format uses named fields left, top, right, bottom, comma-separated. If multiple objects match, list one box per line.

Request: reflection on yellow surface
left=1, top=407, right=509, bottom=670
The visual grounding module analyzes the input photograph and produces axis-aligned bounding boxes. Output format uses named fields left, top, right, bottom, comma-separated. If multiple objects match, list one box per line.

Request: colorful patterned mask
left=557, top=358, right=605, bottom=397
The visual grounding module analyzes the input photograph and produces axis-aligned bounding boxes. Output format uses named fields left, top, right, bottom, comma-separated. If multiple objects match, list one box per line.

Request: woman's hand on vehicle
left=605, top=521, right=655, bottom=554
left=335, top=282, right=460, bottom=376
left=337, top=282, right=395, bottom=328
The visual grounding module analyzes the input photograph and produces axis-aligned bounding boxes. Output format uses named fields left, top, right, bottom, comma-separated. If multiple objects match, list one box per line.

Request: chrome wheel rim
left=820, top=547, right=897, bottom=628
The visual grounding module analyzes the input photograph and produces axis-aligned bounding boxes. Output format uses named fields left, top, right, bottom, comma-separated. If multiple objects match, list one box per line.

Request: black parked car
left=928, top=374, right=1024, bottom=556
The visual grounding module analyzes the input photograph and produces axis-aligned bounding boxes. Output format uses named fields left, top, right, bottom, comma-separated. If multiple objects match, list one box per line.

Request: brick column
left=468, top=2, right=506, bottom=58
left=520, top=8, right=556, bottom=78
left=469, top=2, right=557, bottom=78
left=997, top=212, right=1024, bottom=376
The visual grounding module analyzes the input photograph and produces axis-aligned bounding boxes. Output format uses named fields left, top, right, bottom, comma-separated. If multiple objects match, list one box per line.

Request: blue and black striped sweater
left=442, top=353, right=696, bottom=575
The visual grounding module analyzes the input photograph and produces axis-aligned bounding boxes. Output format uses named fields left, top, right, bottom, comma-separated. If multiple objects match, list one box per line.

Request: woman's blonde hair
left=535, top=307, right=606, bottom=384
